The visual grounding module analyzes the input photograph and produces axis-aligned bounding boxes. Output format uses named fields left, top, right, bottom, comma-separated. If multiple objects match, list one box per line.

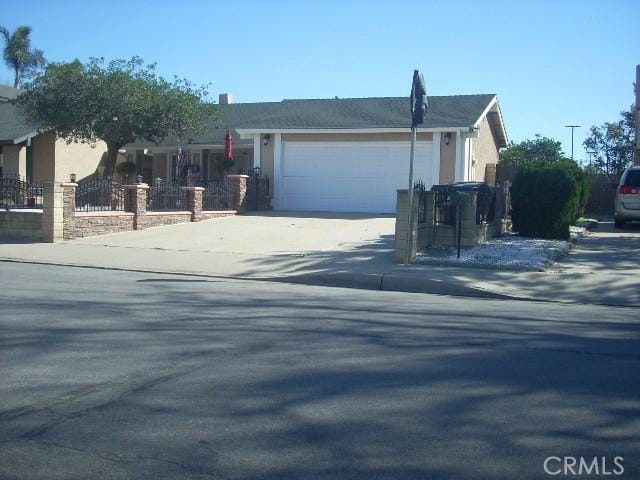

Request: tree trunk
left=104, top=143, right=121, bottom=177
left=14, top=69, right=20, bottom=89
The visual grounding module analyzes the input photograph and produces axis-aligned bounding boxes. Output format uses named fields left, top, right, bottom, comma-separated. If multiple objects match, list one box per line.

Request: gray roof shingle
left=235, top=94, right=496, bottom=130
left=130, top=94, right=497, bottom=147
left=0, top=86, right=41, bottom=145
left=1, top=87, right=498, bottom=147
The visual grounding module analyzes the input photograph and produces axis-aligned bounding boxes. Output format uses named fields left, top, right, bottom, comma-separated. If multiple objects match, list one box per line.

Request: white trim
left=11, top=131, right=39, bottom=145
left=431, top=133, right=441, bottom=185
left=273, top=133, right=282, bottom=209
left=282, top=140, right=432, bottom=148
left=473, top=95, right=509, bottom=146
left=473, top=95, right=498, bottom=128
left=121, top=144, right=254, bottom=152
left=455, top=131, right=464, bottom=182
left=253, top=135, right=261, bottom=170
left=237, top=127, right=457, bottom=139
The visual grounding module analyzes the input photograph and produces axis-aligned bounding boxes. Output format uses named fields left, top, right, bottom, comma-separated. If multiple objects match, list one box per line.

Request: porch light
left=263, top=134, right=270, bottom=146
left=444, top=132, right=451, bottom=146
left=70, top=173, right=76, bottom=182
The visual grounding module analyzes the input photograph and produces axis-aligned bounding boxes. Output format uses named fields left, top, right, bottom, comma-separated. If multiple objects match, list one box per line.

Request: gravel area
left=416, top=227, right=587, bottom=271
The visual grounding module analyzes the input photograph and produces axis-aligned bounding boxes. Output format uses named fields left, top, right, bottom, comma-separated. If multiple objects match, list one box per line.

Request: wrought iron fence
left=476, top=186, right=496, bottom=224
left=147, top=181, right=188, bottom=211
left=1, top=176, right=43, bottom=210
left=430, top=183, right=497, bottom=225
left=203, top=179, right=235, bottom=211
left=432, top=185, right=456, bottom=225
left=246, top=176, right=270, bottom=211
left=414, top=180, right=426, bottom=224
left=75, top=177, right=126, bottom=212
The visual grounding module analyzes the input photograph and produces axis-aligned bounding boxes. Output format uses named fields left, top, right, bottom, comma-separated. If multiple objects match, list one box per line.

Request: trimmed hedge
left=511, top=161, right=587, bottom=239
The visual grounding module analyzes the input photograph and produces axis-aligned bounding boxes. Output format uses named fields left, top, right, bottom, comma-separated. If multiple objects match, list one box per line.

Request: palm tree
left=0, top=25, right=46, bottom=88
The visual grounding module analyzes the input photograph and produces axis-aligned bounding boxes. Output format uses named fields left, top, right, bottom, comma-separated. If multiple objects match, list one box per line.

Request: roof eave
left=472, top=95, right=508, bottom=148
left=236, top=126, right=468, bottom=139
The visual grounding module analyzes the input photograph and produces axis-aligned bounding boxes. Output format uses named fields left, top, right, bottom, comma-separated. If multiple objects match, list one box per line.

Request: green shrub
left=115, top=161, right=136, bottom=175
left=557, top=159, right=590, bottom=217
left=511, top=162, right=580, bottom=239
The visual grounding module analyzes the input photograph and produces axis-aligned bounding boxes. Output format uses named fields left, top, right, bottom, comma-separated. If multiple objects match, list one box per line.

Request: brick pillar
left=227, top=174, right=249, bottom=213
left=184, top=187, right=204, bottom=222
left=61, top=182, right=77, bottom=240
left=394, top=189, right=419, bottom=263
left=42, top=183, right=66, bottom=242
left=125, top=183, right=149, bottom=230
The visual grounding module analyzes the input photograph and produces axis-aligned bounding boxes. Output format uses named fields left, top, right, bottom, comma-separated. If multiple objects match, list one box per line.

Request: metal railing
left=203, top=179, right=235, bottom=211
left=147, top=181, right=188, bottom=211
left=414, top=180, right=426, bottom=224
left=75, top=177, right=126, bottom=212
left=431, top=183, right=497, bottom=225
left=246, top=176, right=270, bottom=211
left=476, top=186, right=496, bottom=224
left=432, top=185, right=456, bottom=225
left=1, top=176, right=43, bottom=210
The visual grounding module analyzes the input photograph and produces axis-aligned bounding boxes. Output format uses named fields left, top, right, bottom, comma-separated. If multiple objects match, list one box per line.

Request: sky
left=1, top=0, right=637, bottom=164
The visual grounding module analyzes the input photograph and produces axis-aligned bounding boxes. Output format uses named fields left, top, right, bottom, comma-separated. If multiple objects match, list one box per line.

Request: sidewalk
left=1, top=218, right=638, bottom=307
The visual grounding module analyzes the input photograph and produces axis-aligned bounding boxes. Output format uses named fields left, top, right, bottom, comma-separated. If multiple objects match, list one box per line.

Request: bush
left=557, top=159, right=590, bottom=217
left=115, top=161, right=136, bottom=182
left=511, top=162, right=582, bottom=239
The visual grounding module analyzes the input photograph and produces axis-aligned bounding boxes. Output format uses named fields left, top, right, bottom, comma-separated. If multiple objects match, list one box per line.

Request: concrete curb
left=1, top=256, right=522, bottom=301
left=264, top=272, right=523, bottom=300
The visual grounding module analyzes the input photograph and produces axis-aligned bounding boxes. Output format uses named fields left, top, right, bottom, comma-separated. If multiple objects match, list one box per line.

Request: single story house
left=3, top=87, right=508, bottom=214
left=0, top=85, right=109, bottom=183
left=127, top=93, right=508, bottom=214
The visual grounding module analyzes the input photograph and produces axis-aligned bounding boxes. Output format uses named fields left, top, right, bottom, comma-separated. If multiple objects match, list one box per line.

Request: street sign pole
left=405, top=126, right=417, bottom=265
left=406, top=70, right=428, bottom=265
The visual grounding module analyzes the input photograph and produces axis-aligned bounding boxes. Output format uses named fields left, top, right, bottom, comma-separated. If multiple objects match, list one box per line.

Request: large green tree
left=499, top=135, right=566, bottom=167
left=17, top=57, right=213, bottom=175
left=0, top=25, right=46, bottom=88
left=583, top=107, right=635, bottom=177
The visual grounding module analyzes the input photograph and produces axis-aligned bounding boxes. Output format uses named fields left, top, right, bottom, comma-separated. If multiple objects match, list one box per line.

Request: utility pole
left=565, top=125, right=581, bottom=160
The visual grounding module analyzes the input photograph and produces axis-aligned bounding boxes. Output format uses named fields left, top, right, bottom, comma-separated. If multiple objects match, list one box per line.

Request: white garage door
left=280, top=141, right=434, bottom=213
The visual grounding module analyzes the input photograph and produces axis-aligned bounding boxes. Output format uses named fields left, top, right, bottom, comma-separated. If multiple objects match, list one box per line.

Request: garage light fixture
left=444, top=132, right=452, bottom=146
left=263, top=134, right=270, bottom=146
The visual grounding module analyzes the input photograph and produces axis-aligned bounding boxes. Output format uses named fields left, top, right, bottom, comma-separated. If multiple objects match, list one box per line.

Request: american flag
left=176, top=146, right=186, bottom=180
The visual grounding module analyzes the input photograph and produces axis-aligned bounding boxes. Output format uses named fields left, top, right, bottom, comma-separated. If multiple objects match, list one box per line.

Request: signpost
left=405, top=70, right=428, bottom=265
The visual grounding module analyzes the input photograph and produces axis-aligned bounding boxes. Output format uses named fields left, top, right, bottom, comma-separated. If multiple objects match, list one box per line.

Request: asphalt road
left=1, top=263, right=639, bottom=480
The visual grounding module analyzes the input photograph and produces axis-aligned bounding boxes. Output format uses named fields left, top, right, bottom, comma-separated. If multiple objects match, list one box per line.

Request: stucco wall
left=54, top=138, right=108, bottom=182
left=1, top=144, right=26, bottom=177
left=260, top=136, right=275, bottom=183
left=471, top=117, right=499, bottom=182
left=439, top=133, right=456, bottom=184
left=31, top=132, right=55, bottom=183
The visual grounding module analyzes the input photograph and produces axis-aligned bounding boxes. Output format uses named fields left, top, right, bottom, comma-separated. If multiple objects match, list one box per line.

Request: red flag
left=225, top=129, right=233, bottom=160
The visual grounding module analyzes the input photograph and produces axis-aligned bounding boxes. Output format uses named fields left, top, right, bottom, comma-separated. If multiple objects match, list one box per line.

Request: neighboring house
left=129, top=93, right=508, bottom=213
left=0, top=85, right=109, bottom=183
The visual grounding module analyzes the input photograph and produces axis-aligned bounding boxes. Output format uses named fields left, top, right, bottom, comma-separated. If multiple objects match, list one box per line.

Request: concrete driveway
left=71, top=212, right=396, bottom=255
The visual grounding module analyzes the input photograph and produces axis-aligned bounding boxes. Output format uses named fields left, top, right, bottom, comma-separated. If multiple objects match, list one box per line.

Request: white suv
left=614, top=166, right=640, bottom=228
